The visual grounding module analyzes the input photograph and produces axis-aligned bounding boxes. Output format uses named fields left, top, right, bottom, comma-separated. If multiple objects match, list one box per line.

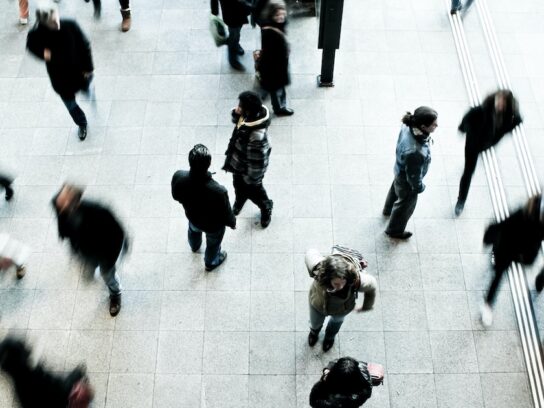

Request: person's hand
left=44, top=48, right=51, bottom=62
left=234, top=105, right=243, bottom=116
left=82, top=71, right=93, bottom=79
left=360, top=259, right=368, bottom=269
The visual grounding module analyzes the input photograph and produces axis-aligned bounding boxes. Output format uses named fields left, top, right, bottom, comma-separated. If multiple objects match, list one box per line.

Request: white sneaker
left=19, top=18, right=28, bottom=25
left=480, top=303, right=493, bottom=327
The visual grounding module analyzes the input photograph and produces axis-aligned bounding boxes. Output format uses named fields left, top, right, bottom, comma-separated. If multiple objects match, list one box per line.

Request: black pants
left=233, top=174, right=272, bottom=211
left=0, top=174, right=13, bottom=192
left=92, top=0, right=130, bottom=9
left=383, top=177, right=418, bottom=234
left=227, top=26, right=242, bottom=63
left=457, top=150, right=479, bottom=203
left=266, top=87, right=287, bottom=113
left=61, top=95, right=87, bottom=127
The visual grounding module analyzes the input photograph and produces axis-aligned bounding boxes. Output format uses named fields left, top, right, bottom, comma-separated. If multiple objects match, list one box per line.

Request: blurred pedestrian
left=52, top=184, right=127, bottom=316
left=85, top=0, right=132, bottom=32
left=455, top=90, right=522, bottom=216
left=18, top=0, right=29, bottom=24
left=258, top=0, right=294, bottom=116
left=383, top=107, right=438, bottom=239
left=223, top=91, right=274, bottom=228
left=211, top=0, right=252, bottom=71
left=310, top=357, right=374, bottom=408
left=250, top=0, right=269, bottom=28
left=450, top=0, right=474, bottom=15
left=481, top=194, right=544, bottom=326
left=0, top=233, right=30, bottom=279
left=26, top=1, right=94, bottom=141
left=172, top=144, right=236, bottom=271
left=0, top=174, right=14, bottom=201
left=306, top=246, right=376, bottom=352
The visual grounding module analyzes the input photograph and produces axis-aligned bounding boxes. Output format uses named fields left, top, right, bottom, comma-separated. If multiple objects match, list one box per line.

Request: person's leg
left=232, top=174, right=249, bottom=214
left=227, top=26, right=243, bottom=69
left=204, top=227, right=226, bottom=267
left=536, top=267, right=544, bottom=293
left=324, top=314, right=346, bottom=339
left=61, top=95, right=88, bottom=128
left=485, top=256, right=509, bottom=306
left=309, top=304, right=326, bottom=333
left=187, top=222, right=203, bottom=253
left=451, top=0, right=462, bottom=13
left=270, top=89, right=282, bottom=113
left=385, top=179, right=418, bottom=236
left=457, top=151, right=479, bottom=207
left=119, top=0, right=131, bottom=32
left=246, top=182, right=273, bottom=227
left=100, top=262, right=122, bottom=316
left=382, top=181, right=397, bottom=216
left=91, top=0, right=102, bottom=19
left=0, top=174, right=14, bottom=201
left=18, top=0, right=29, bottom=23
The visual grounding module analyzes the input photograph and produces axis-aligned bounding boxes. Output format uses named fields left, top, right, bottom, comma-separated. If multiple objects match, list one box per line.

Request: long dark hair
left=326, top=357, right=372, bottom=396
left=401, top=106, right=438, bottom=129
left=482, top=89, right=519, bottom=120
left=315, top=256, right=358, bottom=289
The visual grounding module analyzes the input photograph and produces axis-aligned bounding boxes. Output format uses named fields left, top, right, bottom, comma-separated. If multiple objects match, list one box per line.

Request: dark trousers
left=265, top=87, right=287, bottom=112
left=92, top=0, right=130, bottom=9
left=0, top=174, right=13, bottom=192
left=233, top=174, right=272, bottom=211
left=457, top=150, right=479, bottom=203
left=227, top=26, right=242, bottom=63
left=188, top=222, right=225, bottom=266
left=61, top=95, right=87, bottom=127
left=383, top=177, right=418, bottom=234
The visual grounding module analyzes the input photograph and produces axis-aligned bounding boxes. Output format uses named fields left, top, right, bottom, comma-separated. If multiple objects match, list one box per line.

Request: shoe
left=237, top=45, right=245, bottom=56
left=308, top=330, right=319, bottom=347
left=454, top=200, right=465, bottom=216
left=5, top=186, right=13, bottom=201
left=205, top=250, right=227, bottom=271
left=229, top=60, right=246, bottom=72
left=480, top=302, right=493, bottom=327
left=121, top=9, right=131, bottom=32
left=78, top=125, right=87, bottom=141
left=260, top=202, right=273, bottom=228
left=535, top=271, right=544, bottom=293
left=15, top=265, right=26, bottom=279
left=385, top=230, right=412, bottom=239
left=190, top=243, right=201, bottom=253
left=233, top=201, right=244, bottom=216
left=274, top=108, right=294, bottom=116
left=19, top=17, right=28, bottom=25
left=109, top=294, right=121, bottom=317
left=382, top=209, right=391, bottom=216
left=322, top=337, right=335, bottom=352
left=450, top=6, right=462, bottom=14
left=94, top=3, right=102, bottom=19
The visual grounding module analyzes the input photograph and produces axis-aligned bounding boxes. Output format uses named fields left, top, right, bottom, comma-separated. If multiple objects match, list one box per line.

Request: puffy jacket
left=393, top=125, right=431, bottom=193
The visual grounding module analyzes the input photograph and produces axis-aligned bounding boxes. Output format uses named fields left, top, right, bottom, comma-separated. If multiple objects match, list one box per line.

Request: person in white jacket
left=0, top=233, right=30, bottom=279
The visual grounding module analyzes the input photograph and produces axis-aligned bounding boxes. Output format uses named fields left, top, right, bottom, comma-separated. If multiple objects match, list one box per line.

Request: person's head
left=237, top=91, right=263, bottom=120
left=483, top=89, right=518, bottom=116
left=54, top=183, right=83, bottom=214
left=35, top=0, right=60, bottom=30
left=188, top=144, right=212, bottom=175
left=264, top=0, right=287, bottom=24
left=325, top=357, right=371, bottom=396
left=401, top=106, right=438, bottom=135
left=315, top=256, right=358, bottom=293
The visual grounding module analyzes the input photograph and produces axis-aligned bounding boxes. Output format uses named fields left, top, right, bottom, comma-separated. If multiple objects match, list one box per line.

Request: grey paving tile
left=429, top=331, right=478, bottom=374
left=106, top=373, right=154, bottom=408
left=250, top=290, right=295, bottom=332
left=201, top=374, right=249, bottom=408
left=332, top=217, right=377, bottom=255
left=249, top=375, right=296, bottom=408
left=293, top=218, right=333, bottom=254
left=25, top=329, right=70, bottom=371
left=114, top=290, right=162, bottom=331
left=249, top=332, right=295, bottom=375
left=480, top=373, right=532, bottom=408
left=156, top=331, right=203, bottom=374
left=109, top=330, right=158, bottom=373
left=251, top=253, right=294, bottom=291
left=203, top=331, right=249, bottom=374
left=153, top=374, right=202, bottom=408
left=474, top=330, right=526, bottom=373
left=381, top=290, right=428, bottom=331
left=415, top=219, right=460, bottom=254
left=466, top=290, right=517, bottom=331
left=205, top=291, right=250, bottom=332
left=388, top=374, right=437, bottom=408
left=295, top=331, right=340, bottom=375
left=160, top=290, right=205, bottom=331
left=66, top=329, right=113, bottom=373
left=338, top=331, right=386, bottom=364
left=28, top=289, right=76, bottom=330
left=205, top=252, right=251, bottom=291
left=425, top=291, right=471, bottom=331
left=107, top=100, right=147, bottom=127
left=434, top=373, right=483, bottom=408
left=293, top=184, right=332, bottom=218
left=385, top=331, right=433, bottom=374
left=420, top=254, right=465, bottom=291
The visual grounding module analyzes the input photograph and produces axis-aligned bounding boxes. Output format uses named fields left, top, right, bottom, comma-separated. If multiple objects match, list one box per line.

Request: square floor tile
left=385, top=331, right=433, bottom=374
left=156, top=331, right=203, bottom=374
left=435, top=374, right=483, bottom=408
left=109, top=330, right=158, bottom=373
left=250, top=291, right=295, bottom=332
left=425, top=291, right=471, bottom=330
left=201, top=375, right=249, bottom=408
left=203, top=331, right=249, bottom=375
left=205, top=291, right=250, bottom=331
left=106, top=373, right=154, bottom=408
left=429, top=331, right=478, bottom=374
left=153, top=374, right=202, bottom=408
left=249, top=332, right=295, bottom=375
left=249, top=375, right=296, bottom=408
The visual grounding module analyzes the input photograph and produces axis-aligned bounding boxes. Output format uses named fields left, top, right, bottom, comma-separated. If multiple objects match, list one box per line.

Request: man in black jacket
left=172, top=144, right=236, bottom=271
left=53, top=184, right=127, bottom=316
left=211, top=0, right=251, bottom=71
left=26, top=2, right=94, bottom=141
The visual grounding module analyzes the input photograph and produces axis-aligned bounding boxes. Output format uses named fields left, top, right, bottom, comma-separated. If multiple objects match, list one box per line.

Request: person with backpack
left=306, top=246, right=377, bottom=352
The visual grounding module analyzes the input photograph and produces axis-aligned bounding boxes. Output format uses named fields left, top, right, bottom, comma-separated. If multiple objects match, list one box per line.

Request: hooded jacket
left=223, top=106, right=272, bottom=185
left=393, top=125, right=431, bottom=193
left=171, top=170, right=236, bottom=232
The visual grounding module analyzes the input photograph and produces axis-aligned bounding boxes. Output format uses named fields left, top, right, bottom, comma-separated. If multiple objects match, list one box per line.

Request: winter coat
left=223, top=106, right=272, bottom=185
left=251, top=0, right=269, bottom=27
left=211, top=0, right=251, bottom=27
left=54, top=200, right=126, bottom=267
left=484, top=194, right=544, bottom=268
left=458, top=105, right=522, bottom=156
left=259, top=23, right=290, bottom=91
left=27, top=19, right=93, bottom=98
left=171, top=170, right=236, bottom=232
left=393, top=125, right=431, bottom=193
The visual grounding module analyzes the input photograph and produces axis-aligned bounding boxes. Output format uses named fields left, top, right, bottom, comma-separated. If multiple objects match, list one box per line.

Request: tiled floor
left=0, top=0, right=541, bottom=407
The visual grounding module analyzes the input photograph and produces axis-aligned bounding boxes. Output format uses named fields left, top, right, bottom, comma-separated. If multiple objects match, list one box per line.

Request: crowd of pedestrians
left=0, top=0, right=540, bottom=407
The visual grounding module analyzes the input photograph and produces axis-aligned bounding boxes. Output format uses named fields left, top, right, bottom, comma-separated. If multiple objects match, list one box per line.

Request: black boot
left=260, top=200, right=273, bottom=228
left=322, top=336, right=335, bottom=352
left=308, top=328, right=320, bottom=347
left=536, top=271, right=544, bottom=293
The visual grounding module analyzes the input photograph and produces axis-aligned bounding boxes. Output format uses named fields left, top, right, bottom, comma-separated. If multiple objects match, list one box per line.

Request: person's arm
left=404, top=152, right=425, bottom=193
left=71, top=22, right=94, bottom=74
left=26, top=28, right=46, bottom=60
left=211, top=0, right=219, bottom=16
left=223, top=191, right=236, bottom=229
left=458, top=107, right=477, bottom=133
left=355, top=272, right=377, bottom=312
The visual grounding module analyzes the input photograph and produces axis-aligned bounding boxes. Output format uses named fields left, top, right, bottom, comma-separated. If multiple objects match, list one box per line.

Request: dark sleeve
left=404, top=152, right=425, bottom=192
left=72, top=22, right=94, bottom=72
left=171, top=172, right=182, bottom=202
left=26, top=28, right=46, bottom=60
left=223, top=191, right=236, bottom=228
left=309, top=381, right=334, bottom=408
left=458, top=107, right=477, bottom=133
left=211, top=0, right=219, bottom=16
left=504, top=112, right=523, bottom=134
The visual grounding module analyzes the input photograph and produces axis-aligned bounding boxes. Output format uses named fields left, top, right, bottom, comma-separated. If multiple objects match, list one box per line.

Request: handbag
left=209, top=15, right=229, bottom=47
left=68, top=378, right=95, bottom=408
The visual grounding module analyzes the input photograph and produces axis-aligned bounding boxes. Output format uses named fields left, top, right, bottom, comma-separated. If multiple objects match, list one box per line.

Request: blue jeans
left=309, top=304, right=349, bottom=340
left=61, top=96, right=87, bottom=127
left=188, top=223, right=225, bottom=267
left=227, top=25, right=242, bottom=63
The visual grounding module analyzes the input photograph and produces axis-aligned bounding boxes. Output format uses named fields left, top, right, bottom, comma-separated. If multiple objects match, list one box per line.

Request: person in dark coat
left=52, top=184, right=127, bottom=316
left=26, top=1, right=94, bottom=141
left=250, top=0, right=269, bottom=27
left=211, top=0, right=252, bottom=71
left=480, top=194, right=544, bottom=327
left=172, top=144, right=236, bottom=271
left=223, top=91, right=274, bottom=228
left=310, top=357, right=373, bottom=408
left=383, top=107, right=438, bottom=239
left=258, top=0, right=293, bottom=116
left=455, top=90, right=522, bottom=216
left=0, top=174, right=14, bottom=201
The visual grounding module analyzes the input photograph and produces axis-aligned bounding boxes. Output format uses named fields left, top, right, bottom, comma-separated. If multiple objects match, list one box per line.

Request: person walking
left=480, top=194, right=544, bottom=326
left=258, top=0, right=294, bottom=116
left=450, top=0, right=474, bottom=15
left=223, top=91, right=274, bottom=228
left=310, top=357, right=374, bottom=408
left=18, top=0, right=29, bottom=24
left=306, top=246, right=377, bottom=352
left=171, top=144, right=236, bottom=271
left=211, top=0, right=251, bottom=71
left=0, top=233, right=30, bottom=280
left=26, top=1, right=94, bottom=141
left=52, top=184, right=127, bottom=316
left=382, top=107, right=438, bottom=239
left=454, top=90, right=522, bottom=216
left=85, top=0, right=132, bottom=32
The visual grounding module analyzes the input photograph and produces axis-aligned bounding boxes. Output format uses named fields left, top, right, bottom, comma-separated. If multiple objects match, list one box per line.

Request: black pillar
left=317, top=0, right=345, bottom=87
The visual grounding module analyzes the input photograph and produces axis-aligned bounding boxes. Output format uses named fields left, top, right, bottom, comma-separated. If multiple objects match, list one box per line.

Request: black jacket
left=211, top=0, right=251, bottom=27
left=27, top=19, right=93, bottom=98
left=309, top=381, right=371, bottom=408
left=171, top=170, right=236, bottom=232
left=259, top=23, right=290, bottom=91
left=458, top=105, right=522, bottom=156
left=54, top=200, right=125, bottom=267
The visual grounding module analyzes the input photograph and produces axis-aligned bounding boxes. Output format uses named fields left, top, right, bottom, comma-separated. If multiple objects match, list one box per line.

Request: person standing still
left=171, top=144, right=236, bottom=271
left=258, top=0, right=294, bottom=116
left=383, top=107, right=438, bottom=239
left=85, top=0, right=132, bottom=32
left=26, top=1, right=94, bottom=141
left=211, top=0, right=251, bottom=71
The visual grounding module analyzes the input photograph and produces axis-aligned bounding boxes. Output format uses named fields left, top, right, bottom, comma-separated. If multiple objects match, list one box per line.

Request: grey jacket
left=393, top=125, right=431, bottom=193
